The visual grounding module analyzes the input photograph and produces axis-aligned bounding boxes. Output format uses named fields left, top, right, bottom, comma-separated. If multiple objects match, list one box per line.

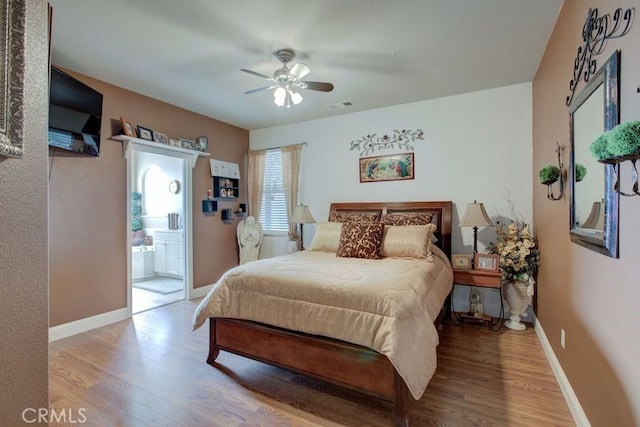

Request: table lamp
left=460, top=200, right=493, bottom=255
left=290, top=204, right=316, bottom=250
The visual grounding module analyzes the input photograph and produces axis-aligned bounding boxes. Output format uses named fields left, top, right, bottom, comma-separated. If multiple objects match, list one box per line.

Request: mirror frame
left=569, top=50, right=620, bottom=258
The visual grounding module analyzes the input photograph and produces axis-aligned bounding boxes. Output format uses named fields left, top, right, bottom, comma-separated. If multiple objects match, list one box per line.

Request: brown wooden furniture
left=205, top=201, right=453, bottom=427
left=451, top=268, right=504, bottom=330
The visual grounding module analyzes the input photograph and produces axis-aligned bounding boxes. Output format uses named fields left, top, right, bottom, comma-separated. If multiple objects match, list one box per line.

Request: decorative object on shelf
left=169, top=138, right=181, bottom=147
left=202, top=200, right=217, bottom=216
left=565, top=6, right=635, bottom=106
left=195, top=135, right=208, bottom=152
left=137, top=125, right=153, bottom=141
left=349, top=129, right=424, bottom=156
left=538, top=142, right=565, bottom=201
left=290, top=204, right=316, bottom=250
left=237, top=216, right=263, bottom=264
left=168, top=180, right=180, bottom=194
left=359, top=152, right=414, bottom=183
left=473, top=253, right=499, bottom=273
left=221, top=208, right=233, bottom=221
left=488, top=219, right=540, bottom=331
left=575, top=163, right=587, bottom=182
left=241, top=48, right=334, bottom=109
left=120, top=117, right=136, bottom=137
left=459, top=200, right=493, bottom=257
left=0, top=0, right=25, bottom=159
left=451, top=254, right=472, bottom=270
left=469, top=288, right=484, bottom=318
left=153, top=131, right=169, bottom=144
left=589, top=120, right=640, bottom=197
left=167, top=212, right=180, bottom=230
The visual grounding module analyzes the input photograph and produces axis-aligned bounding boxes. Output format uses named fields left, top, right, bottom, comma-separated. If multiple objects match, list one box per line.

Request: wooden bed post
left=207, top=318, right=220, bottom=365
left=393, top=370, right=410, bottom=427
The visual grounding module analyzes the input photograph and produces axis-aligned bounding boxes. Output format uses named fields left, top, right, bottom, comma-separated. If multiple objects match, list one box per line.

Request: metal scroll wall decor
left=349, top=129, right=424, bottom=157
left=566, top=6, right=635, bottom=107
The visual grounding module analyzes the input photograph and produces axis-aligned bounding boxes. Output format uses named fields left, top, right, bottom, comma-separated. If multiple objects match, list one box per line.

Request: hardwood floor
left=49, top=299, right=575, bottom=426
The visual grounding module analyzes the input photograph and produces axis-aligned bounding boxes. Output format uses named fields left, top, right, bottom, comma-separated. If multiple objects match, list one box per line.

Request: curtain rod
left=250, top=141, right=307, bottom=152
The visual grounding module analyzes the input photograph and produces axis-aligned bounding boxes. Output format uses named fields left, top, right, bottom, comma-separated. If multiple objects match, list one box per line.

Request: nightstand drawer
left=453, top=270, right=501, bottom=288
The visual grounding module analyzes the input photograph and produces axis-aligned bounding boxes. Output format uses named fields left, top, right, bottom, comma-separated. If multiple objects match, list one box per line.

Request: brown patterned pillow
left=336, top=221, right=384, bottom=259
left=329, top=211, right=380, bottom=223
left=380, top=212, right=435, bottom=226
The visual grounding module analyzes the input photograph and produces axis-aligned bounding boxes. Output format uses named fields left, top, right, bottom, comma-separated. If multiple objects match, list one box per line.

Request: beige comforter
left=193, top=246, right=453, bottom=400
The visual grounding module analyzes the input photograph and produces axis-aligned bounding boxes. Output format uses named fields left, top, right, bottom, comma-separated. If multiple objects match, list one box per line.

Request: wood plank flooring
left=49, top=299, right=575, bottom=426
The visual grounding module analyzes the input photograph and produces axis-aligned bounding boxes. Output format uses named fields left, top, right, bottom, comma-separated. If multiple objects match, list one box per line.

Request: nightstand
left=451, top=269, right=504, bottom=331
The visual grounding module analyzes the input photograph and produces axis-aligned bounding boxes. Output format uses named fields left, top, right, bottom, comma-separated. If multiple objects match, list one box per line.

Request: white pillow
left=308, top=222, right=343, bottom=252
left=380, top=224, right=437, bottom=259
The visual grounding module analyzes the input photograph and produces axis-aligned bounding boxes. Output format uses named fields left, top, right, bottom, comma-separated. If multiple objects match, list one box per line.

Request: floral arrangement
left=488, top=220, right=540, bottom=291
left=590, top=120, right=640, bottom=162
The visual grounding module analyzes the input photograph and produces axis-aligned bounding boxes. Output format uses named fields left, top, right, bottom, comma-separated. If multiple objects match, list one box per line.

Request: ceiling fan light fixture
left=291, top=91, right=303, bottom=105
left=273, top=86, right=286, bottom=106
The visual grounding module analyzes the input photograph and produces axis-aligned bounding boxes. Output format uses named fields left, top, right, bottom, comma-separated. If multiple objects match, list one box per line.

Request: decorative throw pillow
left=336, top=221, right=385, bottom=259
left=380, top=212, right=435, bottom=226
left=329, top=211, right=380, bottom=223
left=380, top=224, right=437, bottom=259
left=308, top=222, right=343, bottom=252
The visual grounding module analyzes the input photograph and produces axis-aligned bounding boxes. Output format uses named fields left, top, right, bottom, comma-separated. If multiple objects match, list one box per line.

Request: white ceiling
left=47, top=0, right=563, bottom=131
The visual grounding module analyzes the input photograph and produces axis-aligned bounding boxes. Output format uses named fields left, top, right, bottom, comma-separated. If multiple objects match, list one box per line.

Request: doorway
left=127, top=146, right=190, bottom=314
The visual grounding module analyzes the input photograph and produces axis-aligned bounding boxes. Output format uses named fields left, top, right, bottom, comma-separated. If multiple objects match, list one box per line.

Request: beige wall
left=533, top=1, right=640, bottom=425
left=0, top=1, right=49, bottom=425
left=49, top=70, right=248, bottom=326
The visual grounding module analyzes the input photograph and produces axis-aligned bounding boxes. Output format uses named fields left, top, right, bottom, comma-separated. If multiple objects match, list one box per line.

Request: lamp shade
left=582, top=200, right=605, bottom=230
left=459, top=201, right=493, bottom=228
left=290, top=205, right=316, bottom=224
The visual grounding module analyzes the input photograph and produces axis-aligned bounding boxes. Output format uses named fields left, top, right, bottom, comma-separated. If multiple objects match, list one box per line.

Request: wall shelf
left=113, top=135, right=209, bottom=168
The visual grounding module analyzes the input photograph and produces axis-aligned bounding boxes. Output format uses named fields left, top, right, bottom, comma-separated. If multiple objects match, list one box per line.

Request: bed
left=193, top=201, right=453, bottom=426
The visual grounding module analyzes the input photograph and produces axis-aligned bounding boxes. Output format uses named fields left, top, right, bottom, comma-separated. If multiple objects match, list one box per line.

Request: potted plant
left=590, top=120, right=640, bottom=163
left=538, top=165, right=560, bottom=185
left=575, top=163, right=587, bottom=182
left=488, top=219, right=540, bottom=331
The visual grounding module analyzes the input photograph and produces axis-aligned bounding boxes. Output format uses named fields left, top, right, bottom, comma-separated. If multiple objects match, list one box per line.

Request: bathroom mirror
left=569, top=50, right=620, bottom=258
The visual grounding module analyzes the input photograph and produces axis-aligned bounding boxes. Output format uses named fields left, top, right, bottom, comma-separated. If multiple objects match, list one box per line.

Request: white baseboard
left=534, top=316, right=590, bottom=427
left=49, top=307, right=129, bottom=342
left=190, top=284, right=213, bottom=299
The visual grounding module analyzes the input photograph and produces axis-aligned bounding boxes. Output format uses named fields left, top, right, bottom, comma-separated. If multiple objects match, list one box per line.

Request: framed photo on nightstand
left=474, top=253, right=500, bottom=272
left=451, top=254, right=473, bottom=270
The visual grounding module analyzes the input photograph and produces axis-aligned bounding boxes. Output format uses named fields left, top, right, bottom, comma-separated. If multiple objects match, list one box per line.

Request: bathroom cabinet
left=154, top=230, right=184, bottom=278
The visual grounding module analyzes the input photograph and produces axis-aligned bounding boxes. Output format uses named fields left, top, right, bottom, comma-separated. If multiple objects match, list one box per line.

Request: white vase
left=503, top=281, right=531, bottom=331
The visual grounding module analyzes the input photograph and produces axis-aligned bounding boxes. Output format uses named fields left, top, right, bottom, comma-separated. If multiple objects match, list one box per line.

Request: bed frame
left=206, top=201, right=453, bottom=426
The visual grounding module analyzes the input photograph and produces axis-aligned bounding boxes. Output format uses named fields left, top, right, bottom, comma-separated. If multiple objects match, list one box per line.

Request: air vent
left=327, top=101, right=355, bottom=110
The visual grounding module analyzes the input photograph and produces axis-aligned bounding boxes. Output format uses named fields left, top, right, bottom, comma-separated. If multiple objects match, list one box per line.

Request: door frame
left=125, top=140, right=195, bottom=317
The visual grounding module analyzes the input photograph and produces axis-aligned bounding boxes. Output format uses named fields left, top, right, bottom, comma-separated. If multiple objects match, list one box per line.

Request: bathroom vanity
left=154, top=230, right=185, bottom=278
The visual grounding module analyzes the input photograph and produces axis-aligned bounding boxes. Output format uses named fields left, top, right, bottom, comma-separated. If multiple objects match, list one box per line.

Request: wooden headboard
left=328, top=201, right=453, bottom=258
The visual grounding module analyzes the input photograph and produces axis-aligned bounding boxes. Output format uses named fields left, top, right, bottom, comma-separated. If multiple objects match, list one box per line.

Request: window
left=259, top=149, right=289, bottom=232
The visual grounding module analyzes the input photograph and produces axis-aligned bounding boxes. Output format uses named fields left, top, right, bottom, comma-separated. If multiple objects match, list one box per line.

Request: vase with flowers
left=488, top=220, right=540, bottom=330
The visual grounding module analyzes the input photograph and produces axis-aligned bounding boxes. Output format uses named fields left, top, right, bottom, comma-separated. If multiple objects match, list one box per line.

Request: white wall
left=250, top=83, right=534, bottom=316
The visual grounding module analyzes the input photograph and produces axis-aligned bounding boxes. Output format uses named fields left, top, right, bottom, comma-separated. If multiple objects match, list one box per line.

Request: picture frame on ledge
left=120, top=117, right=136, bottom=137
left=137, top=125, right=153, bottom=141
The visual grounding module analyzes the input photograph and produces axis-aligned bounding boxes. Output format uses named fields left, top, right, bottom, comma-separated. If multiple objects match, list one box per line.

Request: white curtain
left=247, top=149, right=266, bottom=217
left=281, top=144, right=303, bottom=240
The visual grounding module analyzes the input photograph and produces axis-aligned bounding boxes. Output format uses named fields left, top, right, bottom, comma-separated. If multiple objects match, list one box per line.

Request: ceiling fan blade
left=241, top=68, right=271, bottom=79
left=300, top=81, right=334, bottom=92
left=289, top=62, right=311, bottom=80
left=245, top=85, right=277, bottom=95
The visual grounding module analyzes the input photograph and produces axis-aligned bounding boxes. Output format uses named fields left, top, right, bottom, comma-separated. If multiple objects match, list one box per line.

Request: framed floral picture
left=474, top=253, right=500, bottom=272
left=359, top=153, right=414, bottom=183
left=451, top=254, right=473, bottom=270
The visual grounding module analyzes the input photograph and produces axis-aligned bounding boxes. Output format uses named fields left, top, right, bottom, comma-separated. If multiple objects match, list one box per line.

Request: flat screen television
left=48, top=66, right=103, bottom=156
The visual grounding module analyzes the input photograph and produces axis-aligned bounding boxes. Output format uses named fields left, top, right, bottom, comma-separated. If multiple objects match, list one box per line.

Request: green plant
left=538, top=165, right=560, bottom=184
left=589, top=131, right=614, bottom=161
left=575, top=163, right=587, bottom=182
left=607, top=120, right=640, bottom=158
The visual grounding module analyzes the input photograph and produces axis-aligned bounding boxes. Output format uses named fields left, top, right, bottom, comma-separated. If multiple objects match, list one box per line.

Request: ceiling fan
left=241, top=48, right=334, bottom=108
